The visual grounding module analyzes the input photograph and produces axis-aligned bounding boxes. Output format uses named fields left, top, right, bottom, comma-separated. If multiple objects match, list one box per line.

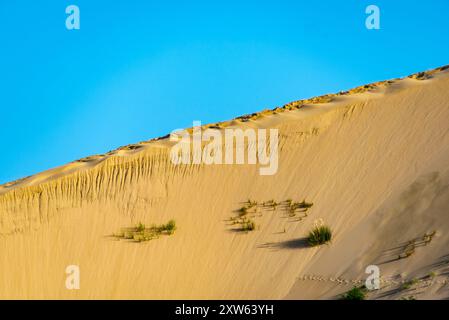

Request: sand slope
left=1, top=66, right=449, bottom=299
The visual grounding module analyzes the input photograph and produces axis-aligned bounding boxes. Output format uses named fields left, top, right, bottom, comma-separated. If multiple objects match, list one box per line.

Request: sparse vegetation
left=228, top=198, right=314, bottom=233
left=409, top=72, right=431, bottom=80
left=287, top=200, right=313, bottom=218
left=263, top=199, right=279, bottom=210
left=402, top=278, right=419, bottom=290
left=341, top=286, right=366, bottom=300
left=136, top=222, right=145, bottom=233
left=113, top=219, right=177, bottom=242
left=230, top=200, right=259, bottom=233
left=237, top=206, right=248, bottom=216
left=162, top=219, right=177, bottom=235
left=241, top=219, right=256, bottom=232
left=398, top=231, right=436, bottom=260
left=398, top=241, right=416, bottom=259
left=307, top=220, right=332, bottom=246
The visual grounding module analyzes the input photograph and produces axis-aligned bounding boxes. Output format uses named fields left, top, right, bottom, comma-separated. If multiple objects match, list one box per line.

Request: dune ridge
left=1, top=66, right=449, bottom=299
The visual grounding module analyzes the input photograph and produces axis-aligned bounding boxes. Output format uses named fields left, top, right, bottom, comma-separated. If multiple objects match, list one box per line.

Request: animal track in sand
left=296, top=274, right=449, bottom=286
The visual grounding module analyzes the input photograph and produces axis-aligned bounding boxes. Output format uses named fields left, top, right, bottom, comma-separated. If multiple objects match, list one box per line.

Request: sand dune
left=1, top=66, right=449, bottom=299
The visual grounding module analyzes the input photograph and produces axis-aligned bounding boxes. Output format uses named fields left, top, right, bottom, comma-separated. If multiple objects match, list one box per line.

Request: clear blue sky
left=1, top=0, right=448, bottom=184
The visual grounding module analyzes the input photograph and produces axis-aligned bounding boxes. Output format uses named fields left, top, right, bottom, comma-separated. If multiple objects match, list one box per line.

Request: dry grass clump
left=240, top=218, right=256, bottom=232
left=229, top=198, right=314, bottom=234
left=113, top=220, right=177, bottom=242
left=110, top=65, right=449, bottom=146
left=180, top=66, right=448, bottom=134
left=235, top=110, right=272, bottom=122
left=347, top=84, right=377, bottom=95
left=408, top=71, right=432, bottom=80
left=398, top=231, right=436, bottom=259
left=116, top=144, right=145, bottom=151
left=402, top=278, right=419, bottom=290
left=341, top=286, right=367, bottom=300
left=281, top=94, right=334, bottom=111
left=74, top=155, right=105, bottom=163
left=228, top=198, right=314, bottom=233
left=285, top=200, right=313, bottom=218
left=308, top=95, right=333, bottom=104
left=229, top=216, right=257, bottom=233
left=204, top=123, right=222, bottom=129
left=230, top=200, right=259, bottom=232
left=262, top=199, right=279, bottom=210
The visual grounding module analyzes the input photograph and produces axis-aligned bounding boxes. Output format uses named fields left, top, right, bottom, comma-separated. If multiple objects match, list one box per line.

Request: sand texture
left=1, top=66, right=449, bottom=299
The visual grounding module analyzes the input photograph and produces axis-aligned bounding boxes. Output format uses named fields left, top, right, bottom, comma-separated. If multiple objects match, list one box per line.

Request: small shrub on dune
left=114, top=219, right=177, bottom=242
left=124, top=232, right=134, bottom=240
left=402, top=278, right=418, bottom=290
left=307, top=219, right=332, bottom=246
left=341, top=286, right=366, bottom=300
left=162, top=219, right=177, bottom=235
left=241, top=219, right=256, bottom=232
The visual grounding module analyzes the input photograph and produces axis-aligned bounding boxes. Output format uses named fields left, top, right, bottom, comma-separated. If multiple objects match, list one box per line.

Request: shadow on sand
left=258, top=237, right=309, bottom=250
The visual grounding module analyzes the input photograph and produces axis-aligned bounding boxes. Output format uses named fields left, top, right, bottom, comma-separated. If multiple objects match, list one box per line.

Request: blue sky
left=0, top=0, right=448, bottom=184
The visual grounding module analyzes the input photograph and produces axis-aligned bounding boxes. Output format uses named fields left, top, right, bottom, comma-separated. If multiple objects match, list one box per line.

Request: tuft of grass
left=398, top=240, right=416, bottom=259
left=124, top=232, right=134, bottom=239
left=229, top=198, right=313, bottom=233
left=241, top=219, right=256, bottom=232
left=298, top=200, right=313, bottom=209
left=409, top=72, right=431, bottom=80
left=423, top=231, right=436, bottom=244
left=398, top=231, right=436, bottom=260
left=136, top=222, right=145, bottom=233
left=237, top=207, right=248, bottom=217
left=286, top=199, right=313, bottom=218
left=341, top=286, right=366, bottom=300
left=161, top=219, right=177, bottom=235
left=307, top=224, right=332, bottom=246
left=402, top=278, right=419, bottom=290
left=113, top=219, right=176, bottom=243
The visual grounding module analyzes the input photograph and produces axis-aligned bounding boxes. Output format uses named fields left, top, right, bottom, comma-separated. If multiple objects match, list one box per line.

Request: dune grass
left=229, top=198, right=313, bottom=233
left=162, top=219, right=177, bottom=235
left=114, top=219, right=177, bottom=242
left=398, top=231, right=436, bottom=259
left=307, top=223, right=332, bottom=246
left=402, top=278, right=419, bottom=290
left=341, top=286, right=367, bottom=300
left=287, top=200, right=313, bottom=218
left=240, top=219, right=256, bottom=232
